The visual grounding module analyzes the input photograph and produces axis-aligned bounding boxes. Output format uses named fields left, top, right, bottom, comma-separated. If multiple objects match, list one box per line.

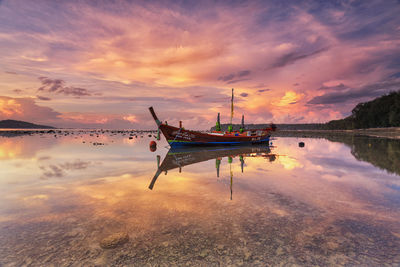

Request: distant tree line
left=324, top=91, right=400, bottom=129
left=210, top=91, right=400, bottom=131
left=210, top=123, right=327, bottom=131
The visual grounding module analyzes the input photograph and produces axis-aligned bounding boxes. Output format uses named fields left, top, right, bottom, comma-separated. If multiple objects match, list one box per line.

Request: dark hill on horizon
left=0, top=120, right=55, bottom=129
left=211, top=91, right=400, bottom=131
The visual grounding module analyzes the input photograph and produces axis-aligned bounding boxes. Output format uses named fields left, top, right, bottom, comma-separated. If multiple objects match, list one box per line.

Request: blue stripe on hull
left=169, top=137, right=270, bottom=147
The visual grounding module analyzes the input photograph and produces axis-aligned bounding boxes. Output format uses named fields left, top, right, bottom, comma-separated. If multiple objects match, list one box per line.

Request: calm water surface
left=0, top=131, right=399, bottom=266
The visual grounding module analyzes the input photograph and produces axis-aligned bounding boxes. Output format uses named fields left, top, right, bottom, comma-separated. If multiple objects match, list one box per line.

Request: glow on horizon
left=0, top=0, right=399, bottom=129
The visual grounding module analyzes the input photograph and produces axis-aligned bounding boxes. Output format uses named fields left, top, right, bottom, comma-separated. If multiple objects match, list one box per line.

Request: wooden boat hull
left=148, top=106, right=272, bottom=147
left=159, top=124, right=270, bottom=146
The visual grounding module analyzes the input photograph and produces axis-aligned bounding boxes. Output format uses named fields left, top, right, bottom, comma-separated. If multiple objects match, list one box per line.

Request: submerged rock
left=199, top=249, right=210, bottom=258
left=243, top=249, right=252, bottom=260
left=100, top=232, right=129, bottom=249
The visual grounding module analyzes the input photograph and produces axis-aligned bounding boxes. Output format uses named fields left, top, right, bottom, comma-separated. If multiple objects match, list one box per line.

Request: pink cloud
left=0, top=96, right=60, bottom=126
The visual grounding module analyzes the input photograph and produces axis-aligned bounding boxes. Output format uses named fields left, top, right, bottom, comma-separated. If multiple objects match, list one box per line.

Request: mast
left=228, top=88, right=234, bottom=132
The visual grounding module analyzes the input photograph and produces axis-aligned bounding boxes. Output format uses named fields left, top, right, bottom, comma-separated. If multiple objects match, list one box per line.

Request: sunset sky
left=0, top=0, right=399, bottom=129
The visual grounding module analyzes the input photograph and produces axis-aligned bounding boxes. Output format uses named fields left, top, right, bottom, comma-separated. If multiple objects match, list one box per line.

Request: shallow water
left=0, top=131, right=399, bottom=266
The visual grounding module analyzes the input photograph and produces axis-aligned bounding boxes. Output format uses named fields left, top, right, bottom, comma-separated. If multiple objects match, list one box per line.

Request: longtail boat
left=149, top=88, right=276, bottom=147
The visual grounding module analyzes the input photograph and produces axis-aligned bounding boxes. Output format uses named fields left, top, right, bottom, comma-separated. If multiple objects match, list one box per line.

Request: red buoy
left=149, top=141, right=157, bottom=152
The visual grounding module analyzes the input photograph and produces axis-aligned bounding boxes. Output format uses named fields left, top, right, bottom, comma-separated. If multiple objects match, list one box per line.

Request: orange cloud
left=59, top=112, right=144, bottom=128
left=0, top=96, right=60, bottom=125
left=60, top=113, right=111, bottom=124
left=123, top=115, right=138, bottom=123
left=274, top=91, right=304, bottom=107
left=0, top=98, right=22, bottom=116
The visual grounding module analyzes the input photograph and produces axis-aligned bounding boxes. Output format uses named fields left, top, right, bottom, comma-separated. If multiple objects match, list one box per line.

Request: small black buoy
left=299, top=142, right=305, bottom=147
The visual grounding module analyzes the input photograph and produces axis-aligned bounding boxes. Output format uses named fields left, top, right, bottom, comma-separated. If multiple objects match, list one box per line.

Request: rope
left=166, top=127, right=182, bottom=148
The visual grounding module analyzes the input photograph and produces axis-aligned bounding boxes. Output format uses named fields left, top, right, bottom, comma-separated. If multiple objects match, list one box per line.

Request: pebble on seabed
left=100, top=232, right=129, bottom=249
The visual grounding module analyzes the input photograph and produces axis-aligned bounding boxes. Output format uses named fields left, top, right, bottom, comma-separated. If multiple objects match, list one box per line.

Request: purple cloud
left=36, top=95, right=52, bottom=101
left=308, top=79, right=400, bottom=105
left=218, top=70, right=251, bottom=83
left=37, top=77, right=91, bottom=97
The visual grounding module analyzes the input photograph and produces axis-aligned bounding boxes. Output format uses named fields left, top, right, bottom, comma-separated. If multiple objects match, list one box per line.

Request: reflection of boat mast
left=228, top=156, right=233, bottom=200
left=240, top=155, right=244, bottom=173
left=216, top=158, right=221, bottom=178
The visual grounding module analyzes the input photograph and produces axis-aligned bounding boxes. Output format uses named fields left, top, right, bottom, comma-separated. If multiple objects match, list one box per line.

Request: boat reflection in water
left=149, top=144, right=276, bottom=199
